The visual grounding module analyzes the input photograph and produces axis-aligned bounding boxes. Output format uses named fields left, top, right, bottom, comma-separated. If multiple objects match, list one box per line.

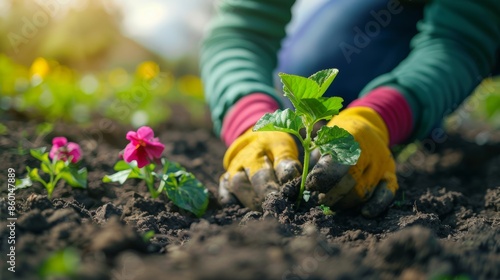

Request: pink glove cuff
left=348, top=87, right=413, bottom=146
left=221, top=93, right=280, bottom=147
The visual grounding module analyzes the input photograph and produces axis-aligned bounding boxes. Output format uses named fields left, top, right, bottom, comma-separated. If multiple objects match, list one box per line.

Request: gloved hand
left=306, top=107, right=398, bottom=217
left=219, top=128, right=301, bottom=210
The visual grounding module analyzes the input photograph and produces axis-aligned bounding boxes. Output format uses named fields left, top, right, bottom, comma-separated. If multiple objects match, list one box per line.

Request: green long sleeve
left=200, top=0, right=295, bottom=136
left=202, top=0, right=500, bottom=140
left=361, top=0, right=500, bottom=140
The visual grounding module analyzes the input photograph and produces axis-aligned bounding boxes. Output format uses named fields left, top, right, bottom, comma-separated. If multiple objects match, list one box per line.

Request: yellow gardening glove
left=306, top=107, right=398, bottom=217
left=219, top=129, right=301, bottom=210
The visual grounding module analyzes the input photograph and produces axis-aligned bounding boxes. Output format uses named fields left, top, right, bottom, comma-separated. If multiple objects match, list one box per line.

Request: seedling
left=319, top=204, right=334, bottom=216
left=254, top=68, right=361, bottom=205
left=103, top=126, right=208, bottom=217
left=142, top=230, right=156, bottom=242
left=393, top=191, right=406, bottom=208
left=38, top=248, right=80, bottom=279
left=16, top=137, right=87, bottom=198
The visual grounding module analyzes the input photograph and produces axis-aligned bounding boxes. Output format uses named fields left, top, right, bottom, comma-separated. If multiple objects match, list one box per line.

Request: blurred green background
left=0, top=0, right=498, bottom=132
left=0, top=0, right=212, bottom=128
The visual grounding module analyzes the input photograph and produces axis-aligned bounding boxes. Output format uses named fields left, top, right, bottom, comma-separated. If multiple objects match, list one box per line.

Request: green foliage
left=35, top=122, right=54, bottom=136
left=485, top=94, right=500, bottom=116
left=38, top=248, right=80, bottom=279
left=319, top=204, right=334, bottom=216
left=254, top=69, right=360, bottom=204
left=16, top=147, right=87, bottom=198
left=460, top=77, right=500, bottom=128
left=104, top=159, right=209, bottom=217
left=314, top=126, right=359, bottom=165
left=103, top=160, right=143, bottom=185
left=0, top=55, right=206, bottom=127
left=142, top=230, right=156, bottom=242
left=279, top=69, right=343, bottom=124
left=104, top=160, right=159, bottom=197
left=161, top=170, right=209, bottom=218
left=253, top=108, right=304, bottom=135
left=0, top=123, right=7, bottom=135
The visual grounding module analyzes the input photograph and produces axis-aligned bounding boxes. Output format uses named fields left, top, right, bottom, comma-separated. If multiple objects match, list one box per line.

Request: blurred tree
left=0, top=0, right=161, bottom=72
left=38, top=0, right=122, bottom=68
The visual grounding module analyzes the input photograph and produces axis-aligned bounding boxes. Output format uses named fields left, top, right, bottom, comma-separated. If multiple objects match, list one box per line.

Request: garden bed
left=0, top=119, right=499, bottom=280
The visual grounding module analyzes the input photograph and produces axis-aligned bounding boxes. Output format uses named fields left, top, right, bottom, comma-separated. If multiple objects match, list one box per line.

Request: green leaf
left=41, top=162, right=51, bottom=174
left=163, top=171, right=208, bottom=217
left=318, top=97, right=343, bottom=115
left=155, top=159, right=187, bottom=195
left=253, top=109, right=304, bottom=135
left=161, top=158, right=186, bottom=174
left=104, top=161, right=144, bottom=184
left=28, top=167, right=42, bottom=181
left=103, top=169, right=133, bottom=184
left=278, top=71, right=342, bottom=122
left=54, top=160, right=65, bottom=174
left=319, top=204, right=334, bottom=216
left=303, top=190, right=311, bottom=202
left=314, top=125, right=361, bottom=165
left=15, top=177, right=33, bottom=189
left=30, top=147, right=49, bottom=163
left=300, top=97, right=344, bottom=123
left=485, top=94, right=500, bottom=118
left=60, top=166, right=87, bottom=188
left=113, top=160, right=133, bottom=171
left=156, top=174, right=167, bottom=193
left=279, top=73, right=320, bottom=101
left=308, top=68, right=339, bottom=96
left=280, top=76, right=318, bottom=119
left=35, top=122, right=54, bottom=136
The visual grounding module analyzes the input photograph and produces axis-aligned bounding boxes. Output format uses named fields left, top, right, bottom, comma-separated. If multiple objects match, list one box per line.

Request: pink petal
left=66, top=143, right=82, bottom=163
left=123, top=126, right=163, bottom=168
left=136, top=126, right=154, bottom=141
left=144, top=141, right=165, bottom=159
left=134, top=150, right=150, bottom=168
left=49, top=146, right=59, bottom=160
left=126, top=131, right=139, bottom=143
left=66, top=142, right=81, bottom=152
left=123, top=143, right=138, bottom=163
left=123, top=144, right=148, bottom=167
left=52, top=137, right=67, bottom=148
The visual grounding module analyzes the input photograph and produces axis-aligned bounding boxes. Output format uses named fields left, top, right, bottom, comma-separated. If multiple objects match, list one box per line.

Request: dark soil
left=0, top=119, right=499, bottom=280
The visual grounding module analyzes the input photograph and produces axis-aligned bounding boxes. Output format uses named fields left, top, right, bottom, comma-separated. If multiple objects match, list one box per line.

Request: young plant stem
left=297, top=124, right=313, bottom=206
left=297, top=146, right=310, bottom=206
left=143, top=164, right=158, bottom=198
left=47, top=160, right=57, bottom=198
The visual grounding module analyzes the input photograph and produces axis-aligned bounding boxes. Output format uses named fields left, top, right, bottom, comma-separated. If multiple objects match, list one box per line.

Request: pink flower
left=49, top=137, right=82, bottom=163
left=123, top=126, right=165, bottom=168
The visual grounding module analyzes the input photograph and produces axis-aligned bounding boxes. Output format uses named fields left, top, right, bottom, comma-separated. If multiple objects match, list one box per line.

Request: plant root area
left=0, top=120, right=499, bottom=280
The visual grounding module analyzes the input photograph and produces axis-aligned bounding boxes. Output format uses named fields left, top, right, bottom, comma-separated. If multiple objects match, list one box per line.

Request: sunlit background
left=0, top=0, right=219, bottom=128
left=0, top=0, right=324, bottom=128
left=0, top=0, right=214, bottom=67
left=0, top=0, right=498, bottom=132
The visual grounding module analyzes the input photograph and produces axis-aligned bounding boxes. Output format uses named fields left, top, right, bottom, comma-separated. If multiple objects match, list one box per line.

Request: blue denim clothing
left=276, top=0, right=424, bottom=105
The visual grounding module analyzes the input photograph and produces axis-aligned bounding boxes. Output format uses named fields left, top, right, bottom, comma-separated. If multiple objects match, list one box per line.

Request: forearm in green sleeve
left=201, top=0, right=295, bottom=136
left=360, top=0, right=500, bottom=140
